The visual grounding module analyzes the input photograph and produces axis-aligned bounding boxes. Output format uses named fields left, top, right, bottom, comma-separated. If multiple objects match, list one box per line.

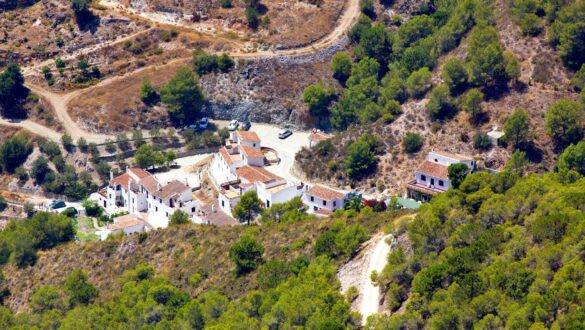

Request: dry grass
left=67, top=59, right=190, bottom=133
left=2, top=210, right=404, bottom=313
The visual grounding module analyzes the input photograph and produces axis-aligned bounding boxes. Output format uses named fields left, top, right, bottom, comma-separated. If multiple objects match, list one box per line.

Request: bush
left=229, top=234, right=264, bottom=275
left=331, top=52, right=352, bottom=83
left=519, top=14, right=543, bottom=36
left=258, top=260, right=291, bottom=289
left=402, top=132, right=423, bottom=153
left=406, top=67, right=432, bottom=98
left=220, top=0, right=232, bottom=8
left=473, top=132, right=492, bottom=151
left=169, top=210, right=190, bottom=226
left=139, top=78, right=158, bottom=105
left=65, top=269, right=99, bottom=306
left=245, top=7, right=260, bottom=29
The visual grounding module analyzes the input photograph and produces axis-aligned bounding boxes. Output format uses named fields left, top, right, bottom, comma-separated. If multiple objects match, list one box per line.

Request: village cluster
left=94, top=130, right=351, bottom=239
left=92, top=126, right=501, bottom=239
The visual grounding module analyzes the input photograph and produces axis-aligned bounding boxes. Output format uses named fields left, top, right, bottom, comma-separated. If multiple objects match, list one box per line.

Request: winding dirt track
left=15, top=0, right=361, bottom=143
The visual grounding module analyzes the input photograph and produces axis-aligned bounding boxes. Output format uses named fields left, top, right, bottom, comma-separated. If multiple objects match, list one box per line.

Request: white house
left=303, top=184, right=347, bottom=216
left=97, top=167, right=200, bottom=228
left=219, top=165, right=305, bottom=220
left=230, top=131, right=261, bottom=150
left=308, top=129, right=333, bottom=148
left=101, top=214, right=149, bottom=240
left=487, top=126, right=505, bottom=146
left=407, top=151, right=474, bottom=201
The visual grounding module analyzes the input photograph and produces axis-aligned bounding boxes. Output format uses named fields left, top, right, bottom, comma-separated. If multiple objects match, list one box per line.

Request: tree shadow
left=257, top=4, right=268, bottom=15
left=469, top=111, right=490, bottom=126
left=518, top=141, right=543, bottom=163
left=76, top=12, right=101, bottom=34
left=482, top=82, right=512, bottom=102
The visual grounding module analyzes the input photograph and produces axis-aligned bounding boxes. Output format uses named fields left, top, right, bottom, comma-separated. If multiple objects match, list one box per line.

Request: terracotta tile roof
left=151, top=180, right=189, bottom=200
left=107, top=214, right=146, bottom=231
left=98, top=189, right=107, bottom=198
left=110, top=168, right=153, bottom=189
left=240, top=145, right=264, bottom=158
left=417, top=160, right=449, bottom=179
left=309, top=131, right=333, bottom=143
left=219, top=147, right=241, bottom=165
left=236, top=131, right=260, bottom=142
left=306, top=185, right=345, bottom=201
left=199, top=201, right=239, bottom=226
left=140, top=176, right=159, bottom=193
left=235, top=165, right=282, bottom=184
left=432, top=151, right=473, bottom=161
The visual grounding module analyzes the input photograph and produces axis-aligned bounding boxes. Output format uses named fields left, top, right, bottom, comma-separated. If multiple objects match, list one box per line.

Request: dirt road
left=15, top=0, right=360, bottom=144
left=360, top=234, right=394, bottom=324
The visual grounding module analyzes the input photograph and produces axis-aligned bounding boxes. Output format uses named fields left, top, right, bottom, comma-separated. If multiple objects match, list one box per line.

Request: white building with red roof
left=303, top=184, right=348, bottom=215
left=407, top=150, right=475, bottom=201
left=98, top=167, right=200, bottom=228
left=308, top=129, right=334, bottom=148
left=208, top=130, right=305, bottom=221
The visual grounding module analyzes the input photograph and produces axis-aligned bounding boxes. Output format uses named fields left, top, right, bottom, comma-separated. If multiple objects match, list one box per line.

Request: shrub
left=245, top=7, right=260, bottom=29
left=229, top=234, right=264, bottom=275
left=65, top=269, right=99, bottom=306
left=402, top=132, right=423, bottom=153
left=473, top=132, right=492, bottom=151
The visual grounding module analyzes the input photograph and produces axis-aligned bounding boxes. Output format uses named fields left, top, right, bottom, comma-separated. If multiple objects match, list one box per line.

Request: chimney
left=110, top=170, right=113, bottom=181
left=211, top=204, right=215, bottom=213
left=157, top=182, right=161, bottom=191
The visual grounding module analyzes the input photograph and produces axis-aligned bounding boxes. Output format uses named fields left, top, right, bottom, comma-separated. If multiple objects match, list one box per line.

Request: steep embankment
left=2, top=210, right=399, bottom=313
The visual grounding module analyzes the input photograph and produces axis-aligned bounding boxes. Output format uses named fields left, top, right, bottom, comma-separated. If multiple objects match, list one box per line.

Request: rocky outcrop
left=200, top=37, right=348, bottom=129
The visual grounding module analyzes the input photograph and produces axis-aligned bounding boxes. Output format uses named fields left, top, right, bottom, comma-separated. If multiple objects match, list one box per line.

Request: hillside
left=367, top=154, right=585, bottom=328
left=1, top=208, right=402, bottom=313
left=295, top=0, right=584, bottom=196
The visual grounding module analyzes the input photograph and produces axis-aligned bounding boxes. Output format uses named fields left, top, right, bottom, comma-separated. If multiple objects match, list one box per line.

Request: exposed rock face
left=200, top=37, right=348, bottom=129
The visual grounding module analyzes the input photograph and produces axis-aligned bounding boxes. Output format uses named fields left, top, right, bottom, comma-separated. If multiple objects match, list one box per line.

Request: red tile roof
left=107, top=214, right=146, bottom=231
left=199, top=201, right=239, bottom=226
left=432, top=151, right=473, bottom=161
left=306, top=185, right=345, bottom=201
left=240, top=145, right=264, bottom=158
left=309, top=131, right=333, bottom=143
left=151, top=180, right=189, bottom=199
left=417, top=160, right=449, bottom=179
left=219, top=147, right=241, bottom=165
left=236, top=131, right=260, bottom=142
left=110, top=168, right=153, bottom=189
left=235, top=165, right=282, bottom=184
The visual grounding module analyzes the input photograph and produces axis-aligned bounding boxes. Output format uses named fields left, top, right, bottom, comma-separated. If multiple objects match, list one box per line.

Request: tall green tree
left=448, top=163, right=469, bottom=189
left=330, top=52, right=353, bottom=83
left=229, top=234, right=264, bottom=275
left=346, top=134, right=377, bottom=180
left=233, top=190, right=262, bottom=225
left=504, top=109, right=531, bottom=148
left=160, top=68, right=204, bottom=125
left=302, top=82, right=335, bottom=117
left=65, top=269, right=98, bottom=306
left=544, top=99, right=585, bottom=148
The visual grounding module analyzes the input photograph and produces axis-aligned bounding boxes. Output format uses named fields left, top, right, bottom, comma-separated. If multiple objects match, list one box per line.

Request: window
left=221, top=200, right=225, bottom=207
left=192, top=207, right=195, bottom=212
left=434, top=158, right=438, bottom=162
left=333, top=201, right=337, bottom=207
left=314, top=206, right=318, bottom=211
left=266, top=200, right=270, bottom=208
left=310, top=196, right=314, bottom=202
left=421, top=175, right=427, bottom=181
left=155, top=207, right=158, bottom=212
left=438, top=180, right=444, bottom=186
left=322, top=200, right=326, bottom=206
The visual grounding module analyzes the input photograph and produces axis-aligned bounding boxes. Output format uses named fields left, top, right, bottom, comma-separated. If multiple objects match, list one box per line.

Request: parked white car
left=228, top=120, right=239, bottom=131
